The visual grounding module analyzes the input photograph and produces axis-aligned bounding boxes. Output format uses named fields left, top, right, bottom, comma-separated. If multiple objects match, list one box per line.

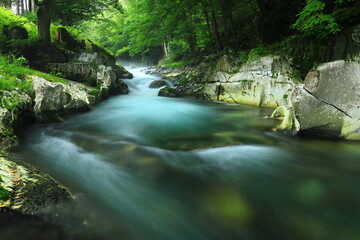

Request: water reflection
left=13, top=66, right=360, bottom=240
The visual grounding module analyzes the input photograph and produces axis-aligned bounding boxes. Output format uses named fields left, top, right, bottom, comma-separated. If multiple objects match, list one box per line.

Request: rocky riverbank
left=0, top=28, right=133, bottom=213
left=152, top=40, right=360, bottom=140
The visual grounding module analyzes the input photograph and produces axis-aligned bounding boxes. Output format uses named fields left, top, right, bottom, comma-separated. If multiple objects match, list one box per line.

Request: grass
left=0, top=54, right=69, bottom=93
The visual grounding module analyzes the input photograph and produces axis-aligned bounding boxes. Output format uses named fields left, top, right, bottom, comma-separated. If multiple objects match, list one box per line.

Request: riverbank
left=150, top=25, right=360, bottom=140
left=13, top=65, right=360, bottom=240
left=0, top=26, right=133, bottom=213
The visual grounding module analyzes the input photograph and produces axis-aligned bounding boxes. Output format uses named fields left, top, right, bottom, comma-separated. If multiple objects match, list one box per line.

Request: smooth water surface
left=14, top=64, right=360, bottom=240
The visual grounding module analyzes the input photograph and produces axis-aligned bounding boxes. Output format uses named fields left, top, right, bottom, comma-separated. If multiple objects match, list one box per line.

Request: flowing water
left=10, top=64, right=360, bottom=240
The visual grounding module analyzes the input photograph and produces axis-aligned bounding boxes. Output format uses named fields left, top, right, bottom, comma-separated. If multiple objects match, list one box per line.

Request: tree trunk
left=227, top=0, right=235, bottom=36
left=16, top=0, right=20, bottom=14
left=210, top=9, right=222, bottom=54
left=21, top=0, right=24, bottom=14
left=31, top=0, right=35, bottom=12
left=37, top=3, right=52, bottom=42
left=163, top=41, right=170, bottom=58
left=202, top=1, right=214, bottom=45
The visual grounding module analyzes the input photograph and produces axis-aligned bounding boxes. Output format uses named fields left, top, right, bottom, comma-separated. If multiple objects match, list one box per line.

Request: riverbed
left=12, top=64, right=360, bottom=240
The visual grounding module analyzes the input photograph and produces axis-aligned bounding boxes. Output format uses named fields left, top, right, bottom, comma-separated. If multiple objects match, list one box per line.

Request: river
left=10, top=64, right=360, bottom=240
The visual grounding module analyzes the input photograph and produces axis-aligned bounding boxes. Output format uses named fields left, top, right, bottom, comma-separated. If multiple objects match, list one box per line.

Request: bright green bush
left=0, top=7, right=38, bottom=40
left=0, top=54, right=68, bottom=95
left=292, top=0, right=341, bottom=38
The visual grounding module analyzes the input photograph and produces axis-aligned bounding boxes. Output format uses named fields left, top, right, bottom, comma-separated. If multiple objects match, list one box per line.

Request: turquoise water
left=14, top=66, right=360, bottom=240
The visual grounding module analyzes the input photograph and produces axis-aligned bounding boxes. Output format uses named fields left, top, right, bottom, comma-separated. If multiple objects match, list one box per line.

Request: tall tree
left=34, top=0, right=110, bottom=42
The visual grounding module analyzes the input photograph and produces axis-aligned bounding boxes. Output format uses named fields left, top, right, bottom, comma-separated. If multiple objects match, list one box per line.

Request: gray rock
left=204, top=56, right=297, bottom=107
left=287, top=61, right=360, bottom=139
left=97, top=65, right=129, bottom=96
left=216, top=55, right=235, bottom=72
left=291, top=87, right=346, bottom=137
left=77, top=52, right=133, bottom=80
left=304, top=61, right=360, bottom=119
left=47, top=63, right=98, bottom=86
left=31, top=76, right=96, bottom=122
left=149, top=80, right=168, bottom=88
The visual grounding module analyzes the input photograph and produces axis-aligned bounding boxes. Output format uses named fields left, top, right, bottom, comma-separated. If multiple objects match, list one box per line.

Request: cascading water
left=12, top=64, right=360, bottom=240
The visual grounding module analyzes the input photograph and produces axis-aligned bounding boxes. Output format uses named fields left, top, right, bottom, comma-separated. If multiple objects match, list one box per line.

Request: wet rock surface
left=149, top=80, right=168, bottom=88
left=0, top=208, right=66, bottom=240
left=0, top=152, right=71, bottom=211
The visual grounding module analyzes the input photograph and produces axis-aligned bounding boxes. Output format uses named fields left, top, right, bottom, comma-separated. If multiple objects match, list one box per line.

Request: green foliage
left=88, top=87, right=101, bottom=97
left=0, top=54, right=68, bottom=95
left=73, top=8, right=128, bottom=56
left=0, top=54, right=32, bottom=93
left=23, top=12, right=38, bottom=24
left=0, top=7, right=38, bottom=41
left=49, top=68, right=65, bottom=78
left=291, top=0, right=360, bottom=39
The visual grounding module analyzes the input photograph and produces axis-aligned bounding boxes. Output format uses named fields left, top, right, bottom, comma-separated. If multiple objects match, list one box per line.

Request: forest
left=1, top=0, right=360, bottom=66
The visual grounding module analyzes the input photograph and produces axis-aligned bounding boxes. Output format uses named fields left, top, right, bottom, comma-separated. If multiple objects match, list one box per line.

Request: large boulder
left=47, top=52, right=132, bottom=96
left=158, top=87, right=181, bottom=97
left=31, top=76, right=97, bottom=122
left=97, top=65, right=129, bottom=96
left=204, top=56, right=297, bottom=107
left=47, top=62, right=98, bottom=86
left=149, top=80, right=168, bottom=88
left=77, top=52, right=133, bottom=79
left=279, top=60, right=360, bottom=139
left=3, top=26, right=28, bottom=40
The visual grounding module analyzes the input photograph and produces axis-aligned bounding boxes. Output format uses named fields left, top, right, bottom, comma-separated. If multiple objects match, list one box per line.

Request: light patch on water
left=63, top=93, right=218, bottom=146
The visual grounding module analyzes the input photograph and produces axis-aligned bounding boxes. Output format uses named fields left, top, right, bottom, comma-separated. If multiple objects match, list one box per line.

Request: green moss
left=0, top=176, right=11, bottom=201
left=0, top=187, right=10, bottom=201
left=248, top=36, right=297, bottom=61
left=88, top=88, right=100, bottom=97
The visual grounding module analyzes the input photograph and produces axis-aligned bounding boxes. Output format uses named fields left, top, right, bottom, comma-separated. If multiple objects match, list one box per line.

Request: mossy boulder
left=0, top=152, right=72, bottom=211
left=158, top=87, right=180, bottom=97
left=3, top=26, right=28, bottom=40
